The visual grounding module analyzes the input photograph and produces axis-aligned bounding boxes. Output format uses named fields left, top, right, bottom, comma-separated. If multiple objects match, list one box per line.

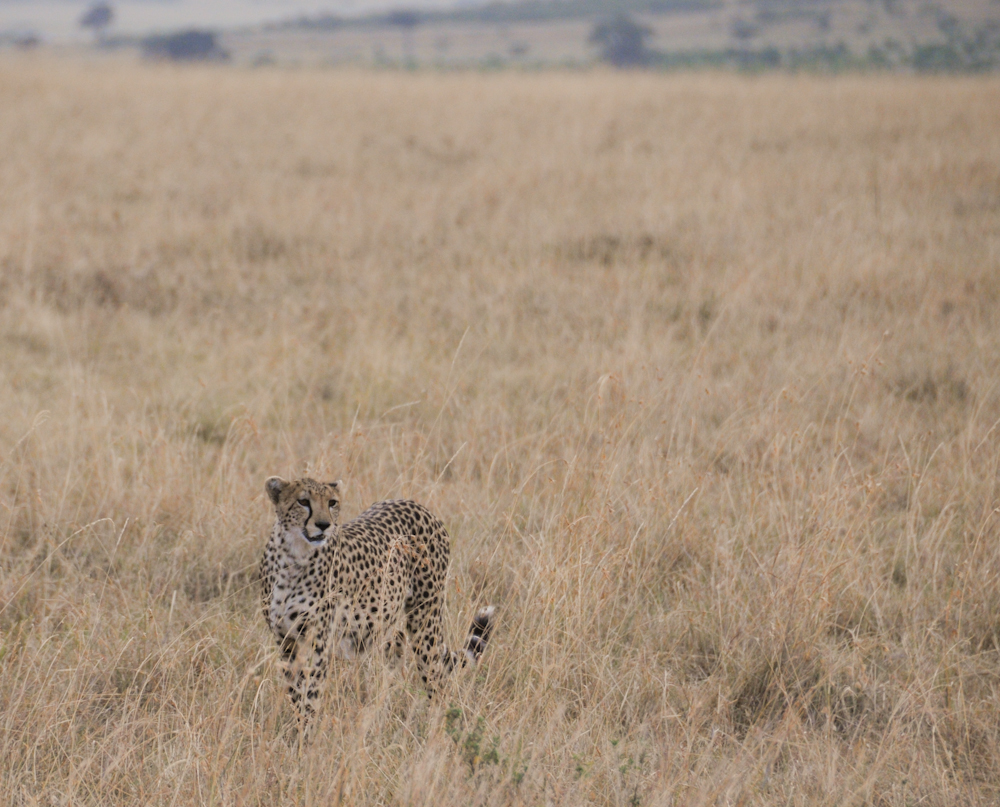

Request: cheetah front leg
left=386, top=629, right=407, bottom=670
left=283, top=626, right=329, bottom=737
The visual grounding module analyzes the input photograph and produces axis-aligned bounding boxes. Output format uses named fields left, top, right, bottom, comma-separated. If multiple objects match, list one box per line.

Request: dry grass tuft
left=1, top=57, right=999, bottom=805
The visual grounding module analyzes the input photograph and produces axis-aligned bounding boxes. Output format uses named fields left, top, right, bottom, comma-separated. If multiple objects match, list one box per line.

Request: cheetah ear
left=327, top=479, right=344, bottom=497
left=265, top=476, right=288, bottom=505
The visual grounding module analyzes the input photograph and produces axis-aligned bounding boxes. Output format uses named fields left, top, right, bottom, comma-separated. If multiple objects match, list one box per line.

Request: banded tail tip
left=465, top=605, right=496, bottom=663
left=472, top=605, right=495, bottom=636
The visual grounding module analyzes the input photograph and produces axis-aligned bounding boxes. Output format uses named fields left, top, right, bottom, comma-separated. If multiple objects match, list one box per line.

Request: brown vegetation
left=1, top=56, right=999, bottom=805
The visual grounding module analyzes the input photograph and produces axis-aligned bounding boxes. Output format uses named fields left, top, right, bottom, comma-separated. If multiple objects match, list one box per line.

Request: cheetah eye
left=329, top=500, right=338, bottom=509
left=297, top=498, right=310, bottom=508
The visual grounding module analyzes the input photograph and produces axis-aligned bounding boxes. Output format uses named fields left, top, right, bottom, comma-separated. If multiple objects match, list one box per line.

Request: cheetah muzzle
left=259, top=476, right=495, bottom=729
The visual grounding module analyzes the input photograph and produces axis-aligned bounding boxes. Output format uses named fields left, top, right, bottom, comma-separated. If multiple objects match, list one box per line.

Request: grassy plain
left=1, top=56, right=999, bottom=805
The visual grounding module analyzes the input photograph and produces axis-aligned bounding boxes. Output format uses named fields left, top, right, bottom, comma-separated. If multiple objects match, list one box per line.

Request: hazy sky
left=0, top=0, right=469, bottom=41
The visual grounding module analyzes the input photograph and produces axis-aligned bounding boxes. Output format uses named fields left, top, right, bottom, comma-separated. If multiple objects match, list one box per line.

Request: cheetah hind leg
left=410, top=603, right=497, bottom=698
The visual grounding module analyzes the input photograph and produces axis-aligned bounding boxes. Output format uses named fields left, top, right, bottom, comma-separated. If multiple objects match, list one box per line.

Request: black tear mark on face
left=298, top=498, right=312, bottom=522
left=297, top=497, right=324, bottom=543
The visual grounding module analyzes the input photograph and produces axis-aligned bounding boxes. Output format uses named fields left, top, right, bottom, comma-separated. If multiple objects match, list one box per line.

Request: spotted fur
left=259, top=476, right=495, bottom=727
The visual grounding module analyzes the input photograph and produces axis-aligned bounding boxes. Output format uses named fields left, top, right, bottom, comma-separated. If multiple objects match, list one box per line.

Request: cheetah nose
left=315, top=520, right=331, bottom=532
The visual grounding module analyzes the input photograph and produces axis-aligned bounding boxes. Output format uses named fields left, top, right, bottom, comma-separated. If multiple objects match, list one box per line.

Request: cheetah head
left=265, top=476, right=342, bottom=553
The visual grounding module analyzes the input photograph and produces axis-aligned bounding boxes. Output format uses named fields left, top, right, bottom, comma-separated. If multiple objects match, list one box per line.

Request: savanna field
left=1, top=56, right=999, bottom=805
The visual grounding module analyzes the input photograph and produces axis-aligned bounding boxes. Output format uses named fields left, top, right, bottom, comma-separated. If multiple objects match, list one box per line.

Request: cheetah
left=259, top=476, right=494, bottom=727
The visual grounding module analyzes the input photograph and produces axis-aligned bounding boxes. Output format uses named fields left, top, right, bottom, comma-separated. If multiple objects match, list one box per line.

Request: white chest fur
left=268, top=554, right=315, bottom=638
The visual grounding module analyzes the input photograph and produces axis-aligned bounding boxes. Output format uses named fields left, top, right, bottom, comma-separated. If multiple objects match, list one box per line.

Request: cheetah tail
left=462, top=605, right=496, bottom=665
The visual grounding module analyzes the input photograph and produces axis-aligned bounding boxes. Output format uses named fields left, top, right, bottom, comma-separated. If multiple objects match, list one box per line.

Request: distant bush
left=911, top=20, right=1000, bottom=72
left=9, top=30, right=41, bottom=49
left=912, top=43, right=964, bottom=72
left=656, top=45, right=856, bottom=72
left=285, top=0, right=716, bottom=29
left=653, top=35, right=1000, bottom=74
left=141, top=30, right=229, bottom=62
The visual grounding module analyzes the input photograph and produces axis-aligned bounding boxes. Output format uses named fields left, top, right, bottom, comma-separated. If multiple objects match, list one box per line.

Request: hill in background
left=228, top=0, right=1000, bottom=69
left=1, top=0, right=996, bottom=70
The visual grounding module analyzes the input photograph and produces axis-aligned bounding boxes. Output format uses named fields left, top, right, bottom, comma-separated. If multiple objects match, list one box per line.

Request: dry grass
left=1, top=55, right=999, bottom=805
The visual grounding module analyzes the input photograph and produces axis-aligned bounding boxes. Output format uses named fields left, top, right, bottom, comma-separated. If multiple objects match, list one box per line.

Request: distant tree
left=80, top=3, right=114, bottom=45
left=386, top=9, right=420, bottom=28
left=935, top=11, right=961, bottom=41
left=729, top=16, right=758, bottom=42
left=589, top=14, right=653, bottom=67
left=387, top=9, right=421, bottom=64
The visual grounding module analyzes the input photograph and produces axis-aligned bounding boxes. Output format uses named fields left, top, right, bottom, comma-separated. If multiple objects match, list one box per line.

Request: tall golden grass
left=1, top=56, right=999, bottom=804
